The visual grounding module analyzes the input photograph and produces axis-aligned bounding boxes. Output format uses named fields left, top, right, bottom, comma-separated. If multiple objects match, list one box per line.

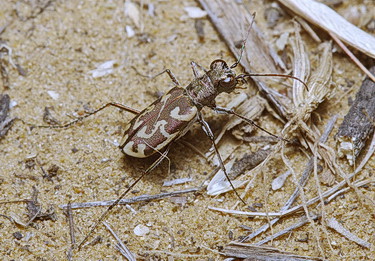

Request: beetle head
left=208, top=59, right=237, bottom=94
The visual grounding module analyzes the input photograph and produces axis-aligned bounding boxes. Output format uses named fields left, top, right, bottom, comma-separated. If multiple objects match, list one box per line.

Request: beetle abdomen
left=120, top=87, right=197, bottom=158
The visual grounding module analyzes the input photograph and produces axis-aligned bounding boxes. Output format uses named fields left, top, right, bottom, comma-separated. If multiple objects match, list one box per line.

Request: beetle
left=31, top=24, right=306, bottom=249
left=121, top=59, right=244, bottom=158
left=67, top=53, right=306, bottom=248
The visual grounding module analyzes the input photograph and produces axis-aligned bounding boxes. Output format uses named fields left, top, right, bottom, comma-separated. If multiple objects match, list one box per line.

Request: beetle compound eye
left=217, top=75, right=237, bottom=94
left=220, top=76, right=236, bottom=87
left=210, top=59, right=228, bottom=70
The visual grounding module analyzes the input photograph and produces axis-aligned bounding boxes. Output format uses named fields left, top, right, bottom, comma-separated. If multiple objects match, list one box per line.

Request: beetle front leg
left=152, top=69, right=180, bottom=86
left=132, top=66, right=180, bottom=86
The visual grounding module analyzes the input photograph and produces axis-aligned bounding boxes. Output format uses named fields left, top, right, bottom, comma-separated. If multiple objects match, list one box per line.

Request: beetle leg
left=196, top=111, right=246, bottom=205
left=78, top=145, right=171, bottom=250
left=131, top=66, right=180, bottom=86
left=142, top=140, right=171, bottom=173
left=152, top=69, right=180, bottom=86
left=27, top=102, right=141, bottom=129
left=212, top=106, right=289, bottom=142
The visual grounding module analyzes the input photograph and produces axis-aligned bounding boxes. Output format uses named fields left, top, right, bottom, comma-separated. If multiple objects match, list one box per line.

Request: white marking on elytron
left=155, top=93, right=171, bottom=122
left=120, top=124, right=131, bottom=145
left=154, top=131, right=179, bottom=151
left=137, top=120, right=169, bottom=139
left=122, top=141, right=147, bottom=158
left=169, top=106, right=197, bottom=121
left=133, top=119, right=144, bottom=130
left=142, top=103, right=156, bottom=115
left=132, top=104, right=156, bottom=130
left=123, top=122, right=131, bottom=132
left=177, top=114, right=198, bottom=139
left=120, top=133, right=129, bottom=146
left=154, top=113, right=198, bottom=152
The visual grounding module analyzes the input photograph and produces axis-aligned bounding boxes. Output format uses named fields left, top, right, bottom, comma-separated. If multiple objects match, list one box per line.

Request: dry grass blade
left=223, top=242, right=322, bottom=260
left=66, top=202, right=75, bottom=261
left=280, top=171, right=367, bottom=216
left=301, top=42, right=333, bottom=119
left=103, top=221, right=136, bottom=261
left=329, top=33, right=375, bottom=82
left=294, top=16, right=321, bottom=43
left=278, top=0, right=375, bottom=58
left=255, top=214, right=320, bottom=246
left=207, top=149, right=270, bottom=196
left=209, top=206, right=281, bottom=217
left=354, top=131, right=375, bottom=174
left=59, top=187, right=200, bottom=209
left=291, top=30, right=333, bottom=118
left=67, top=202, right=76, bottom=246
left=209, top=176, right=370, bottom=219
left=283, top=26, right=333, bottom=144
left=326, top=178, right=374, bottom=203
left=290, top=23, right=310, bottom=109
left=326, top=217, right=372, bottom=249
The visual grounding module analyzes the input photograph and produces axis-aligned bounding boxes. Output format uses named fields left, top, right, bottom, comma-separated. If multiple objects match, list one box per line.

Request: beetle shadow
left=118, top=150, right=174, bottom=186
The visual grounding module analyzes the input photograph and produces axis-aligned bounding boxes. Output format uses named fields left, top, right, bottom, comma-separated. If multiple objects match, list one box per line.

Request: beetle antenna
left=230, top=12, right=256, bottom=69
left=237, top=73, right=309, bottom=92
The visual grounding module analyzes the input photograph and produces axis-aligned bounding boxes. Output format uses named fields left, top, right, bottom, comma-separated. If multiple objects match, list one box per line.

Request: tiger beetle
left=31, top=21, right=307, bottom=249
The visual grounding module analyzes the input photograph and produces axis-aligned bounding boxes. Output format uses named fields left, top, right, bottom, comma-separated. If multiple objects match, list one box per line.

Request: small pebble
left=47, top=90, right=59, bottom=100
left=184, top=7, right=207, bottom=19
left=134, top=224, right=150, bottom=236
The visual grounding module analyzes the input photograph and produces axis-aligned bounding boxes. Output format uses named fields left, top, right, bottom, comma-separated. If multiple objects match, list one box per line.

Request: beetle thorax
left=186, top=59, right=237, bottom=108
left=185, top=74, right=218, bottom=107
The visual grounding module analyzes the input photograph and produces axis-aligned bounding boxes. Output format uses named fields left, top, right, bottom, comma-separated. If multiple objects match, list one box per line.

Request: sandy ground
left=0, top=0, right=374, bottom=260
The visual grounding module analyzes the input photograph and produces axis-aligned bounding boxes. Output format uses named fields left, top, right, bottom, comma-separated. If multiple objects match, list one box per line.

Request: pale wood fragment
left=278, top=0, right=375, bottom=58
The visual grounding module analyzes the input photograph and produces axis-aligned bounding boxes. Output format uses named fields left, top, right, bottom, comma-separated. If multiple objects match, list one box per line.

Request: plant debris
left=0, top=94, right=14, bottom=138
left=26, top=187, right=57, bottom=223
left=223, top=242, right=322, bottom=260
left=336, top=66, right=375, bottom=165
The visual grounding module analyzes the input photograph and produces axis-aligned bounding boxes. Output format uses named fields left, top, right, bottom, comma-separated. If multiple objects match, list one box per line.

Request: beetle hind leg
left=26, top=102, right=140, bottom=130
left=78, top=145, right=171, bottom=250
